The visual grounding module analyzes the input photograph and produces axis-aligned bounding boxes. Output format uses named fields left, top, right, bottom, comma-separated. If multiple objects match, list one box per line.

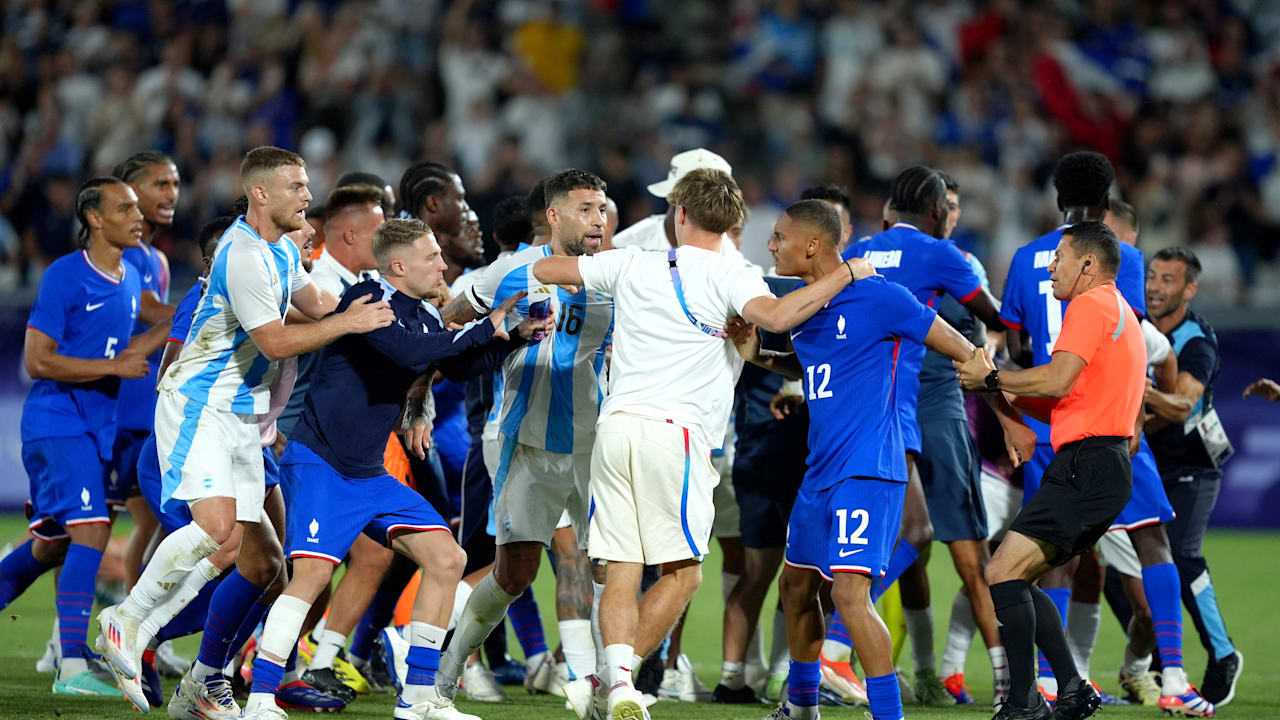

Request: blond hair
left=373, top=217, right=431, bottom=266
left=667, top=168, right=745, bottom=235
left=240, top=146, right=305, bottom=190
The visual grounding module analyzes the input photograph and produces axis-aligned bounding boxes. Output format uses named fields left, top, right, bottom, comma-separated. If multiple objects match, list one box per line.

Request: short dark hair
left=1109, top=198, right=1139, bottom=235
left=398, top=162, right=456, bottom=218
left=240, top=146, right=305, bottom=186
left=543, top=169, right=607, bottom=207
left=799, top=184, right=853, bottom=219
left=1053, top=151, right=1114, bottom=209
left=784, top=199, right=843, bottom=248
left=493, top=196, right=533, bottom=250
left=112, top=150, right=175, bottom=184
left=197, top=215, right=236, bottom=260
left=889, top=166, right=947, bottom=216
left=1152, top=246, right=1202, bottom=284
left=324, top=184, right=385, bottom=222
left=230, top=195, right=250, bottom=216
left=337, top=171, right=387, bottom=189
left=1063, top=221, right=1121, bottom=274
left=75, top=177, right=128, bottom=246
left=526, top=177, right=549, bottom=218
left=938, top=171, right=958, bottom=193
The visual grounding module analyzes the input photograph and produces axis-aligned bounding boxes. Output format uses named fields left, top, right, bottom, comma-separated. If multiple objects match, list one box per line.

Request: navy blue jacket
left=291, top=278, right=525, bottom=478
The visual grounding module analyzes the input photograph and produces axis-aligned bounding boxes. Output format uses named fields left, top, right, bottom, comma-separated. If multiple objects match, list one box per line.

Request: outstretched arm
left=726, top=319, right=803, bottom=380
left=739, top=258, right=876, bottom=333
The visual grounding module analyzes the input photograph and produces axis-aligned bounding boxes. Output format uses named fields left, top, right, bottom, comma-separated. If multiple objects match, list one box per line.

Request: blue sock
left=251, top=655, right=286, bottom=695
left=507, top=587, right=547, bottom=658
left=223, top=598, right=271, bottom=669
left=824, top=612, right=850, bottom=648
left=0, top=539, right=52, bottom=610
left=406, top=646, right=441, bottom=686
left=158, top=576, right=218, bottom=642
left=1142, top=563, right=1184, bottom=670
left=57, top=543, right=103, bottom=659
left=285, top=643, right=299, bottom=674
left=1039, top=587, right=1071, bottom=680
left=351, top=581, right=404, bottom=662
left=866, top=672, right=905, bottom=720
left=787, top=659, right=820, bottom=707
left=870, top=542, right=919, bottom=604
left=197, top=569, right=265, bottom=673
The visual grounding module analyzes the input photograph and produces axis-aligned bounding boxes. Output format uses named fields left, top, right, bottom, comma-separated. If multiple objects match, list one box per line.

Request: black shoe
left=302, top=667, right=357, bottom=704
left=1051, top=677, right=1101, bottom=720
left=1201, top=649, right=1242, bottom=706
left=713, top=683, right=760, bottom=704
left=368, top=635, right=395, bottom=691
left=634, top=651, right=664, bottom=696
left=992, top=695, right=1053, bottom=720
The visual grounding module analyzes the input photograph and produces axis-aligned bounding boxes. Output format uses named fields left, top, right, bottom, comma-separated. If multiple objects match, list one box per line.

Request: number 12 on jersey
left=806, top=363, right=833, bottom=400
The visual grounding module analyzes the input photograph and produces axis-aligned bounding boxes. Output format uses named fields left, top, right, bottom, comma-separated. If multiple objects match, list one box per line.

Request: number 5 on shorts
left=836, top=508, right=869, bottom=545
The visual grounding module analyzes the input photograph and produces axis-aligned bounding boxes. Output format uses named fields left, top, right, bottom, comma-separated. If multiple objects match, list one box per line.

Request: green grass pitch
left=2, top=515, right=1276, bottom=719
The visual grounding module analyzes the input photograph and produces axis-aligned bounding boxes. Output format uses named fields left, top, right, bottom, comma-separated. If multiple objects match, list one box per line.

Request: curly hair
left=1052, top=151, right=1114, bottom=209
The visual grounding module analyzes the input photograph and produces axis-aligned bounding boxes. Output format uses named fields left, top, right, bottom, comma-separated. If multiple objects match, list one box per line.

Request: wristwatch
left=984, top=369, right=1000, bottom=391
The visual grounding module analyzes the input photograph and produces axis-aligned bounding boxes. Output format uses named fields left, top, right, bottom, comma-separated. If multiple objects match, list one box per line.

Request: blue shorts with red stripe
left=105, top=429, right=149, bottom=508
left=280, top=440, right=449, bottom=564
left=784, top=477, right=905, bottom=581
left=1111, top=437, right=1175, bottom=530
left=23, top=436, right=110, bottom=541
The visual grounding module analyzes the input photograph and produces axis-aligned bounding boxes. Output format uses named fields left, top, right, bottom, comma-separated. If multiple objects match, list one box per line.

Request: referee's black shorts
left=1010, top=435, right=1132, bottom=566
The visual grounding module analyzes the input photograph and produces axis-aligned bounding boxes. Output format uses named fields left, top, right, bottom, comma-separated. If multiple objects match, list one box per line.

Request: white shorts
left=980, top=468, right=1021, bottom=542
left=491, top=435, right=590, bottom=548
left=1098, top=528, right=1143, bottom=578
left=155, top=389, right=265, bottom=523
left=711, top=449, right=740, bottom=539
left=589, top=413, right=716, bottom=565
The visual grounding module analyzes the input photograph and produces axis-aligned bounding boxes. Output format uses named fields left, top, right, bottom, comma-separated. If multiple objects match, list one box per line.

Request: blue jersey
left=789, top=275, right=937, bottom=491
left=116, top=243, right=169, bottom=431
left=21, top=250, right=142, bottom=459
left=1000, top=227, right=1147, bottom=444
left=844, top=224, right=982, bottom=450
left=168, top=279, right=204, bottom=347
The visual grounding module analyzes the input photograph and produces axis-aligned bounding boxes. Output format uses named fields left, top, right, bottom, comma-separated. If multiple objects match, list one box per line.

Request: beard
left=562, top=231, right=589, bottom=257
left=271, top=205, right=305, bottom=233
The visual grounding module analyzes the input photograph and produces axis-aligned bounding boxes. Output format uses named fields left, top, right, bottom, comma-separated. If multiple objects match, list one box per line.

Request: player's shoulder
left=44, top=250, right=87, bottom=279
left=495, top=243, right=551, bottom=272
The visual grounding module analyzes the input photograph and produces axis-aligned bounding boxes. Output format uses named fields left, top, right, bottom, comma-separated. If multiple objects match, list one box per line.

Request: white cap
left=646, top=148, right=733, bottom=198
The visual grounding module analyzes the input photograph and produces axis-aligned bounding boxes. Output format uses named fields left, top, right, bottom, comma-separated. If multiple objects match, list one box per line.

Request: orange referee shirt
left=1048, top=283, right=1146, bottom=451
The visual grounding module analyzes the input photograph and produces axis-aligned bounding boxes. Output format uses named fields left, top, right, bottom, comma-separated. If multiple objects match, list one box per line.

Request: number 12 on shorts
left=835, top=508, right=869, bottom=545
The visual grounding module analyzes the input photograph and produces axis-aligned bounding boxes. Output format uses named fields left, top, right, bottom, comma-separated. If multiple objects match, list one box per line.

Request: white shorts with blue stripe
left=155, top=388, right=265, bottom=523
left=588, top=412, right=716, bottom=565
left=491, top=434, right=591, bottom=548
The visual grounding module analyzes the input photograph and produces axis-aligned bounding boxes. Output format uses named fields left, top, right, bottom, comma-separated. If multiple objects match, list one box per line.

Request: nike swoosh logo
left=837, top=548, right=863, bottom=558
left=85, top=302, right=105, bottom=311
left=790, top=330, right=804, bottom=339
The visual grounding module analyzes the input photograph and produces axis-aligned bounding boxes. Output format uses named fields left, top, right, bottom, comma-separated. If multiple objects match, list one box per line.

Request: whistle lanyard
left=668, top=249, right=727, bottom=338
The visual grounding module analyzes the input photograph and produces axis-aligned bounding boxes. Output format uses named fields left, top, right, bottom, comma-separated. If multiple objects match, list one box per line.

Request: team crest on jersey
left=307, top=518, right=320, bottom=543
left=80, top=487, right=92, bottom=510
left=836, top=314, right=847, bottom=340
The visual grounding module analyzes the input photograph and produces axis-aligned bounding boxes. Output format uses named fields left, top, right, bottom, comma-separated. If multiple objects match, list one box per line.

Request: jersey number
left=104, top=337, right=119, bottom=359
left=556, top=304, right=585, bottom=336
left=836, top=508, right=870, bottom=545
left=1039, top=279, right=1063, bottom=357
left=806, top=363, right=833, bottom=400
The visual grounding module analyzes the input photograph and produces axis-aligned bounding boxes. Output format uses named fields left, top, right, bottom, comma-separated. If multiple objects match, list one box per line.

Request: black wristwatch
left=984, top=369, right=1000, bottom=391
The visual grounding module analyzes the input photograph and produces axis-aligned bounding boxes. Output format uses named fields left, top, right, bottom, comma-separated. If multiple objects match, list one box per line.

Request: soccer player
left=957, top=221, right=1146, bottom=720
left=531, top=169, right=876, bottom=720
left=96, top=146, right=395, bottom=714
left=240, top=217, right=547, bottom=720
left=731, top=199, right=1034, bottom=720
left=434, top=170, right=613, bottom=704
left=1143, top=246, right=1242, bottom=708
left=841, top=166, right=1006, bottom=706
left=0, top=177, right=166, bottom=695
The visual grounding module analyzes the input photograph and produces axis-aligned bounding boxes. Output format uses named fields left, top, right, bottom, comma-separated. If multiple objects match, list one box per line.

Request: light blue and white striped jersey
left=158, top=216, right=311, bottom=415
left=463, top=244, right=614, bottom=454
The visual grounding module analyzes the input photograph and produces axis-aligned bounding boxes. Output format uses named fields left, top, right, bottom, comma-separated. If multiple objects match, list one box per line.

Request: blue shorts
left=785, top=478, right=906, bottom=581
left=1021, top=443, right=1055, bottom=506
left=918, top=418, right=988, bottom=542
left=280, top=441, right=449, bottom=564
left=105, top=430, right=150, bottom=508
left=263, top=447, right=281, bottom=489
left=23, top=436, right=110, bottom=541
left=137, top=433, right=193, bottom=534
left=897, top=401, right=922, bottom=456
left=1111, top=438, right=1175, bottom=530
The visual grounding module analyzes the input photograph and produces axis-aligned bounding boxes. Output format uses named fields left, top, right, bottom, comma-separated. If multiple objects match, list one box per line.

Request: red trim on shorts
left=784, top=559, right=834, bottom=583
left=288, top=550, right=341, bottom=565
left=385, top=524, right=451, bottom=538
left=831, top=567, right=876, bottom=577
left=1108, top=517, right=1164, bottom=532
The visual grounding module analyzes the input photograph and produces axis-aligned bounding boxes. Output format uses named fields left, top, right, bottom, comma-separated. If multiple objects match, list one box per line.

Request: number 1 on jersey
left=806, top=363, right=833, bottom=400
left=1039, top=279, right=1063, bottom=356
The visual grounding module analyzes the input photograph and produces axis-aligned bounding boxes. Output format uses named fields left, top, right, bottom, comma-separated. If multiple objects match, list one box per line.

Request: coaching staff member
left=956, top=221, right=1146, bottom=720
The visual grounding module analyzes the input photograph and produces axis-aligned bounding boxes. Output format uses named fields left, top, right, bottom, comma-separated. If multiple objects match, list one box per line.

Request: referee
left=956, top=222, right=1146, bottom=720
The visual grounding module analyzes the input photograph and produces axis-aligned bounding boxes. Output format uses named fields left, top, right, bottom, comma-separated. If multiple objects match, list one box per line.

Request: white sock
left=1066, top=602, right=1101, bottom=681
left=989, top=646, right=1009, bottom=691
left=312, top=615, right=326, bottom=639
left=309, top=628, right=347, bottom=670
left=448, top=580, right=473, bottom=632
left=120, top=524, right=219, bottom=622
left=721, top=660, right=745, bottom=690
left=138, top=558, right=222, bottom=651
left=60, top=655, right=88, bottom=680
left=403, top=622, right=448, bottom=703
left=1122, top=645, right=1152, bottom=677
left=245, top=594, right=312, bottom=712
left=560, top=619, right=595, bottom=680
left=604, top=643, right=634, bottom=691
left=769, top=606, right=790, bottom=674
left=1162, top=666, right=1190, bottom=696
left=1039, top=675, right=1058, bottom=696
left=439, top=573, right=516, bottom=683
left=592, top=581, right=606, bottom=677
left=941, top=590, right=976, bottom=677
left=904, top=607, right=936, bottom=675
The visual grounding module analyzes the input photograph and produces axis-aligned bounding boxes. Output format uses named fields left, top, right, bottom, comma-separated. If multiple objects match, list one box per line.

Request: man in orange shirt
left=956, top=222, right=1146, bottom=720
